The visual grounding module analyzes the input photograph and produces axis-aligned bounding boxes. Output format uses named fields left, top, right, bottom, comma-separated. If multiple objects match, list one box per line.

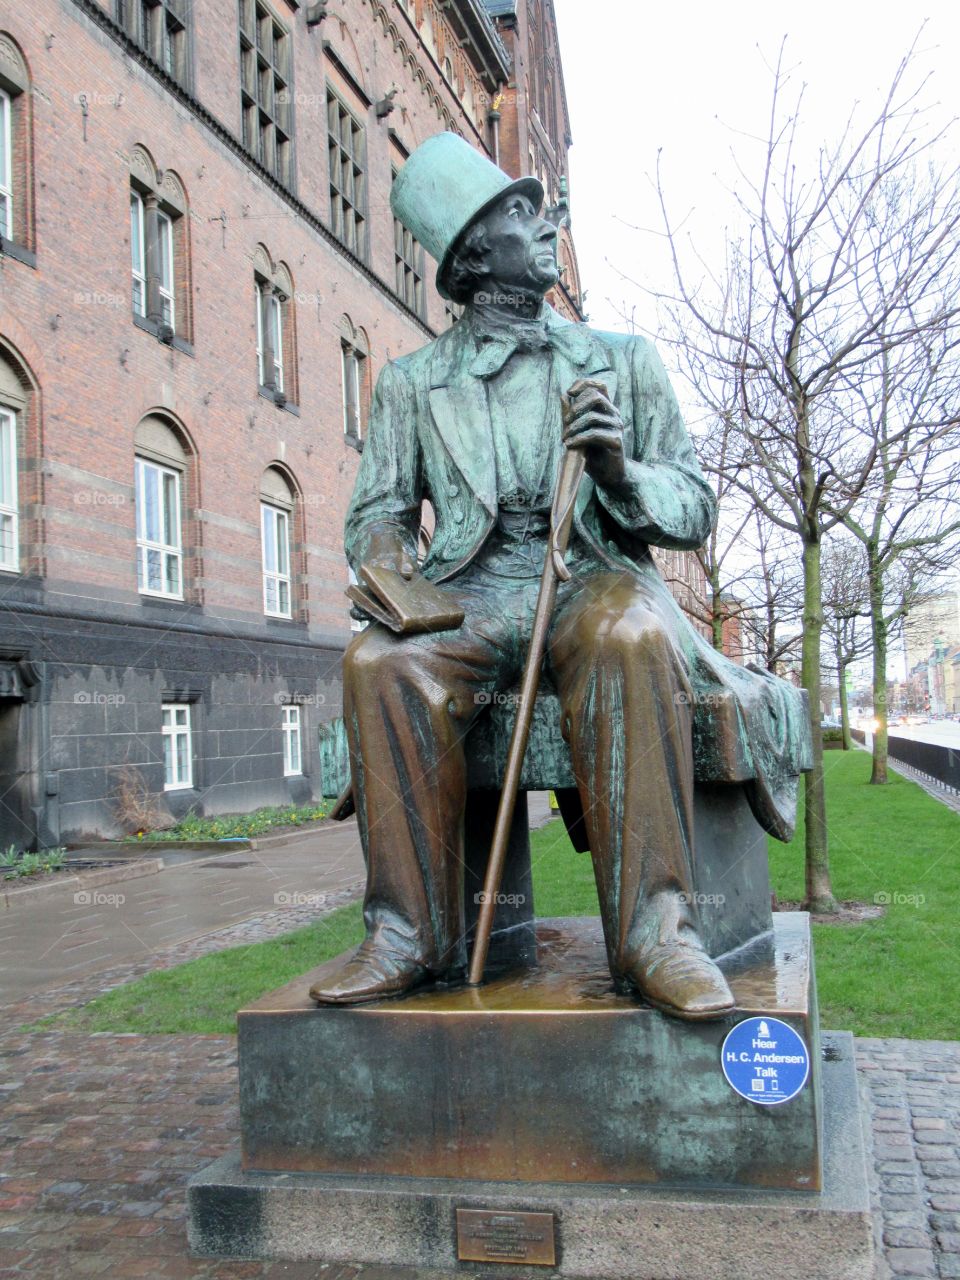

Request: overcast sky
left=552, top=0, right=960, bottom=335
left=549, top=1, right=960, bottom=682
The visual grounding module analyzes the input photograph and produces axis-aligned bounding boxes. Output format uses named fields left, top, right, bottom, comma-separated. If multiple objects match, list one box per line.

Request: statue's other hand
left=561, top=378, right=628, bottom=491
left=363, top=530, right=419, bottom=581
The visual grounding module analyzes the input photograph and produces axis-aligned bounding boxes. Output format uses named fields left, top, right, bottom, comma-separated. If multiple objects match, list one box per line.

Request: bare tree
left=687, top=405, right=763, bottom=651
left=740, top=509, right=804, bottom=674
left=632, top=37, right=960, bottom=911
left=821, top=538, right=872, bottom=749
left=825, top=285, right=960, bottom=781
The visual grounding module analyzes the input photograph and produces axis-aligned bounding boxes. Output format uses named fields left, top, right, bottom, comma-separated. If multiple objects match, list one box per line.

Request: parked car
left=906, top=714, right=928, bottom=725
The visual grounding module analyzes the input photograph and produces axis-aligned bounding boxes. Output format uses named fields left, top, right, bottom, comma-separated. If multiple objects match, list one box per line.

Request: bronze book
left=346, top=564, right=465, bottom=635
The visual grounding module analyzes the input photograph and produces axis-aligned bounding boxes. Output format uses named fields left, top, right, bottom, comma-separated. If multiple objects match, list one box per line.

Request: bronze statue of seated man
left=311, top=133, right=808, bottom=1021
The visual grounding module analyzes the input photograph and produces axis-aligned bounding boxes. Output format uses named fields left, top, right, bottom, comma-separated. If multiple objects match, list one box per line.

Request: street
left=874, top=720, right=960, bottom=749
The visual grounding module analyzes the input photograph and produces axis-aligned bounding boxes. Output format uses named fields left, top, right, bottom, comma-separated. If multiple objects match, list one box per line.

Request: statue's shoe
left=621, top=942, right=735, bottom=1021
left=309, top=943, right=429, bottom=1005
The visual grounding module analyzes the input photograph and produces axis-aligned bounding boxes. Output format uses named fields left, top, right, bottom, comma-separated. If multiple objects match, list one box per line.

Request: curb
left=1, top=858, right=165, bottom=910
left=70, top=839, right=254, bottom=854
left=248, top=819, right=356, bottom=851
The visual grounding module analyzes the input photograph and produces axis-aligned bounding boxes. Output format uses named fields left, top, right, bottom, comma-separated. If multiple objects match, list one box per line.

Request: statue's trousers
left=342, top=566, right=701, bottom=977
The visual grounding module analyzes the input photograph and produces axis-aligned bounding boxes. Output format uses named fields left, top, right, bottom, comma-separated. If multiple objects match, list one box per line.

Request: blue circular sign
left=720, top=1017, right=810, bottom=1106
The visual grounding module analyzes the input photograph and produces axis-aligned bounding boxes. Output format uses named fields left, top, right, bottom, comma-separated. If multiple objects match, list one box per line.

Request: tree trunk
left=801, top=534, right=836, bottom=913
left=838, top=662, right=853, bottom=750
left=711, top=571, right=724, bottom=651
left=867, top=546, right=889, bottom=785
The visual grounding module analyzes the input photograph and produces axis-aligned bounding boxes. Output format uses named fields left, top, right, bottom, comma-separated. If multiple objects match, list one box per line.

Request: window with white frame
left=0, top=409, right=18, bottom=572
left=129, top=154, right=189, bottom=341
left=261, top=501, right=291, bottom=616
left=135, top=456, right=183, bottom=597
left=281, top=703, right=302, bottom=775
left=157, top=210, right=175, bottom=329
left=0, top=90, right=11, bottom=243
left=256, top=281, right=284, bottom=391
left=341, top=341, right=365, bottom=439
left=131, top=191, right=147, bottom=318
left=161, top=703, right=192, bottom=789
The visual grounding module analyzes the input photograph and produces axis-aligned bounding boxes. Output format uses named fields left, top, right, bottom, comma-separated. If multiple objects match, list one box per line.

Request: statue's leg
left=548, top=573, right=734, bottom=1020
left=311, top=591, right=517, bottom=1005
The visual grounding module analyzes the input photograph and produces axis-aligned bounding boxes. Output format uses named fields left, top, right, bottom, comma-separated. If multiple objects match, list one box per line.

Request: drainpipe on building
left=488, top=105, right=501, bottom=167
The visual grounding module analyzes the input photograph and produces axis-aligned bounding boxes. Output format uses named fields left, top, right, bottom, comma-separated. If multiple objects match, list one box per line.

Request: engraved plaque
left=456, top=1208, right=557, bottom=1266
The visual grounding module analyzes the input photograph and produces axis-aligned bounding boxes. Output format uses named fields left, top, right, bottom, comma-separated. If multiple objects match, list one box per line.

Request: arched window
left=0, top=34, right=34, bottom=262
left=260, top=465, right=302, bottom=618
left=129, top=147, right=192, bottom=347
left=253, top=246, right=298, bottom=409
left=337, top=315, right=370, bottom=450
left=134, top=413, right=198, bottom=601
left=0, top=341, right=39, bottom=577
left=0, top=361, right=20, bottom=572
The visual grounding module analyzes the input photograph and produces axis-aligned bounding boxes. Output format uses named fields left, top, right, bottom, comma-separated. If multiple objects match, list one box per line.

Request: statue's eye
left=508, top=207, right=521, bottom=219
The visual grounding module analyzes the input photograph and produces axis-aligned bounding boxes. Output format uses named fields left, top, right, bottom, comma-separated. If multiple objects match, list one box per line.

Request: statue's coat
left=346, top=306, right=812, bottom=841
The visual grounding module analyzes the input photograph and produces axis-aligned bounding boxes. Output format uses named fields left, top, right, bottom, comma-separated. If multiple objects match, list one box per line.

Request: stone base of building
left=187, top=1029, right=873, bottom=1278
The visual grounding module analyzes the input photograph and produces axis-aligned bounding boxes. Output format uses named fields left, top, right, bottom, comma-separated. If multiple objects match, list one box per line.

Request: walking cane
left=467, top=421, right=588, bottom=986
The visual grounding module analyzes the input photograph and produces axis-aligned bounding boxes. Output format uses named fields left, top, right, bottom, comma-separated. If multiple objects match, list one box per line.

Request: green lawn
left=770, top=749, right=960, bottom=1040
left=35, top=751, right=960, bottom=1039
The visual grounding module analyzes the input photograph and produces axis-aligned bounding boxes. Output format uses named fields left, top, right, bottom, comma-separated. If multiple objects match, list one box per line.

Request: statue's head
left=390, top=132, right=552, bottom=305
left=444, top=192, right=558, bottom=305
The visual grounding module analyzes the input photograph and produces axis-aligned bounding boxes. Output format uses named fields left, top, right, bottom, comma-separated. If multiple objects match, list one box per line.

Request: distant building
left=944, top=645, right=960, bottom=715
left=903, top=592, right=960, bottom=673
left=719, top=596, right=762, bottom=667
left=652, top=548, right=712, bottom=642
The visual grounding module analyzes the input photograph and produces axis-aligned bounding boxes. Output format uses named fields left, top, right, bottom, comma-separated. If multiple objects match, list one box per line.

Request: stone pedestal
left=235, top=914, right=818, bottom=1190
left=188, top=1028, right=873, bottom=1279
left=188, top=910, right=875, bottom=1275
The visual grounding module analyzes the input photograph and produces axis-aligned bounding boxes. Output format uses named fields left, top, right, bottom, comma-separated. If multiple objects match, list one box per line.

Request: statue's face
left=473, top=193, right=559, bottom=298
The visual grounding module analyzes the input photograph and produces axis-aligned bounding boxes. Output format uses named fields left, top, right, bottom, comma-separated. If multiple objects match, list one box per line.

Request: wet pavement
left=2, top=793, right=955, bottom=1277
left=0, top=824, right=366, bottom=1007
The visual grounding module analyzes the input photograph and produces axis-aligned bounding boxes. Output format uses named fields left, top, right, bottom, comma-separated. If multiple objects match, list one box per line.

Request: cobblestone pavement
left=0, top=1027, right=954, bottom=1277
left=857, top=1038, right=960, bottom=1280
left=0, top=878, right=365, bottom=1031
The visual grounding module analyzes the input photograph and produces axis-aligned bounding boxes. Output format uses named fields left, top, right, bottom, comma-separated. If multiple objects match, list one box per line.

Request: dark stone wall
left=0, top=593, right=346, bottom=845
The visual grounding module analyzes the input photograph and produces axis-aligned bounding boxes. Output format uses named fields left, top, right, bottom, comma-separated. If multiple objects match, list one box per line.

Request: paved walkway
left=1, top=791, right=957, bottom=1277
left=0, top=823, right=367, bottom=1008
left=0, top=794, right=554, bottom=1013
left=4, top=1030, right=958, bottom=1278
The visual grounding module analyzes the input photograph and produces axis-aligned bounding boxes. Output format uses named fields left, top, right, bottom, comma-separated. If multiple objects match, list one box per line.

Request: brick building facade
left=0, top=0, right=584, bottom=845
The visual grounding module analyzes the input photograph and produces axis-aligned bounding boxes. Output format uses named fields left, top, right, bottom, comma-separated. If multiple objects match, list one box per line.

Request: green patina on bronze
left=313, top=131, right=812, bottom=1016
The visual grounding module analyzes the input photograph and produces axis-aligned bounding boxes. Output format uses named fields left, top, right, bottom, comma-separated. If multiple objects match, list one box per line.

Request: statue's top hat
left=390, top=132, right=544, bottom=299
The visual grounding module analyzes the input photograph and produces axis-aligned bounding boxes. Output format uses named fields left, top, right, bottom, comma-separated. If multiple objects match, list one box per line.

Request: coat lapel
left=429, top=327, right=498, bottom=517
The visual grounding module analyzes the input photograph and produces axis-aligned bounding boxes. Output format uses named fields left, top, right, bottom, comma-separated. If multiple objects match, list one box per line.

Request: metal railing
left=850, top=726, right=960, bottom=794
left=886, top=734, right=960, bottom=794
